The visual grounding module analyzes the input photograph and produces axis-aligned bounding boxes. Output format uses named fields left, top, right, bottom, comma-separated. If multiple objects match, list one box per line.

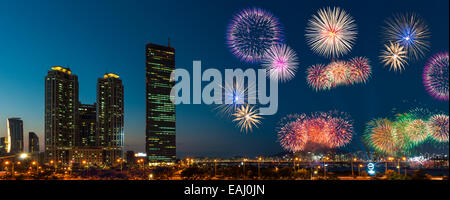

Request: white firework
left=262, top=44, right=299, bottom=82
left=233, top=105, right=263, bottom=133
left=380, top=42, right=408, bottom=72
left=305, top=7, right=358, bottom=58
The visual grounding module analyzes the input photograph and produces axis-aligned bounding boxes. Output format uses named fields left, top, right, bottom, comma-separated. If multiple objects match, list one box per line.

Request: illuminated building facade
left=69, top=147, right=103, bottom=166
left=97, top=73, right=124, bottom=165
left=7, top=118, right=24, bottom=154
left=45, top=66, right=79, bottom=163
left=78, top=103, right=97, bottom=147
left=29, top=132, right=39, bottom=153
left=145, top=43, right=176, bottom=163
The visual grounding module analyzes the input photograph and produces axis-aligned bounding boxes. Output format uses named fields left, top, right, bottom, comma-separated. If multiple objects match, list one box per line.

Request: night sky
left=0, top=0, right=448, bottom=158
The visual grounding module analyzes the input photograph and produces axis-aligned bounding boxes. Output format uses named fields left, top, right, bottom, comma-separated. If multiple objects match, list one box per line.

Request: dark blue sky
left=0, top=0, right=448, bottom=158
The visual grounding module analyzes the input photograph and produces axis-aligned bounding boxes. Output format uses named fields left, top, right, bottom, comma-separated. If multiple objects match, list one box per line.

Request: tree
left=411, top=169, right=428, bottom=180
left=278, top=167, right=293, bottom=179
left=181, top=166, right=208, bottom=180
left=294, top=169, right=310, bottom=180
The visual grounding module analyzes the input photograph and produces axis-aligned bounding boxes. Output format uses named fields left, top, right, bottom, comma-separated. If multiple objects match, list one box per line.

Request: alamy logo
left=170, top=61, right=278, bottom=115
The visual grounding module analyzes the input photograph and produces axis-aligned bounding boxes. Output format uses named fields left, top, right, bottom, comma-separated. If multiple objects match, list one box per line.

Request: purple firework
left=226, top=7, right=284, bottom=63
left=262, top=44, right=299, bottom=82
left=423, top=52, right=449, bottom=101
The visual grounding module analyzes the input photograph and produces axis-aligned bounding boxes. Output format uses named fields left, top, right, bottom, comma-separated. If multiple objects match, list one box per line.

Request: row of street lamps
left=2, top=153, right=41, bottom=175
left=189, top=156, right=412, bottom=179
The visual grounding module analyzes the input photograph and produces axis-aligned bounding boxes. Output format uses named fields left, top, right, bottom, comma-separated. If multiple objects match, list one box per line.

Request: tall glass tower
left=97, top=73, right=124, bottom=165
left=45, top=66, right=79, bottom=163
left=29, top=132, right=39, bottom=153
left=7, top=118, right=24, bottom=154
left=145, top=43, right=176, bottom=163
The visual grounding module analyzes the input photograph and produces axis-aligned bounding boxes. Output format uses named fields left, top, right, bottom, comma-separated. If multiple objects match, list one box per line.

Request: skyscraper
left=78, top=103, right=97, bottom=147
left=97, top=73, right=124, bottom=165
left=7, top=118, right=24, bottom=154
left=45, top=66, right=79, bottom=163
left=145, top=43, right=176, bottom=163
left=29, top=132, right=39, bottom=153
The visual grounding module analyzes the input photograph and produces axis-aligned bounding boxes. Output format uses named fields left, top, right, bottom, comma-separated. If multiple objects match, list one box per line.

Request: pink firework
left=326, top=112, right=354, bottom=148
left=278, top=114, right=309, bottom=152
left=277, top=111, right=354, bottom=152
left=428, top=114, right=449, bottom=142
left=348, top=57, right=372, bottom=84
left=262, top=44, right=299, bottom=82
left=423, top=52, right=449, bottom=101
left=306, top=64, right=331, bottom=91
left=280, top=121, right=309, bottom=152
left=307, top=57, right=371, bottom=91
left=302, top=116, right=331, bottom=145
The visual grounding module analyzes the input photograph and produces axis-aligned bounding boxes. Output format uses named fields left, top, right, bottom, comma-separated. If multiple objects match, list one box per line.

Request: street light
left=351, top=158, right=357, bottom=177
left=50, top=160, right=57, bottom=174
left=243, top=158, right=247, bottom=179
left=402, top=157, right=407, bottom=176
left=387, top=157, right=394, bottom=174
left=324, top=157, right=330, bottom=178
left=117, top=158, right=123, bottom=174
left=31, top=161, right=38, bottom=175
left=258, top=157, right=262, bottom=179
left=293, top=157, right=297, bottom=171
left=82, top=160, right=88, bottom=175
left=358, top=164, right=363, bottom=176
left=3, top=160, right=13, bottom=175
left=214, top=159, right=217, bottom=177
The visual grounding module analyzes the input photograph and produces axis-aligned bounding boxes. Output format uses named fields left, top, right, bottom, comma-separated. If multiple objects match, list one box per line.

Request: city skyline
left=0, top=0, right=448, bottom=158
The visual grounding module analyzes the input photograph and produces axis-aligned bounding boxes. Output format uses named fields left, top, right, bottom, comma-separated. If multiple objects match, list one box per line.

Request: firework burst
left=214, top=80, right=256, bottom=117
left=305, top=7, right=357, bottom=58
left=226, top=7, right=284, bottom=63
left=278, top=115, right=309, bottom=152
left=428, top=114, right=449, bottom=142
left=348, top=57, right=371, bottom=84
left=306, top=64, right=331, bottom=91
left=325, top=61, right=350, bottom=86
left=324, top=112, right=354, bottom=148
left=277, top=111, right=353, bottom=152
left=405, top=119, right=429, bottom=144
left=306, top=57, right=371, bottom=91
left=366, top=119, right=399, bottom=155
left=383, top=13, right=430, bottom=61
left=233, top=105, right=262, bottom=133
left=380, top=42, right=408, bottom=72
left=364, top=108, right=448, bottom=156
left=423, top=52, right=449, bottom=101
left=262, top=44, right=299, bottom=82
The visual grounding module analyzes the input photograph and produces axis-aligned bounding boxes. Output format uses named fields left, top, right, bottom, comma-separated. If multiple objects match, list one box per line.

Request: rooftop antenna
left=168, top=37, right=171, bottom=47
